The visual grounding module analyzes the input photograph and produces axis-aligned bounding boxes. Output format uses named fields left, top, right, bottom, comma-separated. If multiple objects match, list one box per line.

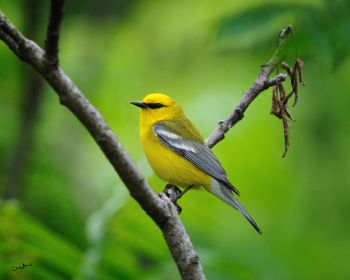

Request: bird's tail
left=209, top=178, right=262, bottom=234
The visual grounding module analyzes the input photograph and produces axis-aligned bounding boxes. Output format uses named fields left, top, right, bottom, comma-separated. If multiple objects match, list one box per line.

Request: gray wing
left=153, top=122, right=240, bottom=195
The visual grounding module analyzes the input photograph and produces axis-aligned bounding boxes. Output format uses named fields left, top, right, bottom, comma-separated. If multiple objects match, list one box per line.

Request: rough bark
left=45, top=0, right=64, bottom=64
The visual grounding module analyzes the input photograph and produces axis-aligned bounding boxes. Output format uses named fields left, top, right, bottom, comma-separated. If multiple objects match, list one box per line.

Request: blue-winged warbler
left=131, top=93, right=261, bottom=234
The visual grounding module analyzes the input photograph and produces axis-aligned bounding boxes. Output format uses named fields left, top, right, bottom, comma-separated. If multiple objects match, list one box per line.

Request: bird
left=131, top=93, right=261, bottom=234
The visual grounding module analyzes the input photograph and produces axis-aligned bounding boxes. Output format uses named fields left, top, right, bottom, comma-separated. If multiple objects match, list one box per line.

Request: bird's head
left=131, top=93, right=184, bottom=125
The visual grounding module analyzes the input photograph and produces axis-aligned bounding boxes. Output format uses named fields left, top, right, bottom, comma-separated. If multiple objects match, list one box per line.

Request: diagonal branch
left=0, top=9, right=204, bottom=280
left=44, top=0, right=65, bottom=64
left=205, top=25, right=292, bottom=148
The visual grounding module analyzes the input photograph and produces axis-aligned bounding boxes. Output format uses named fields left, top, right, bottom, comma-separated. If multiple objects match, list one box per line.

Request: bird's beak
left=130, top=101, right=147, bottom=108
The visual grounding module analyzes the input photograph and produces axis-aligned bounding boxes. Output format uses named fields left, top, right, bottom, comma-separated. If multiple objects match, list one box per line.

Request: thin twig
left=205, top=25, right=292, bottom=148
left=205, top=73, right=287, bottom=148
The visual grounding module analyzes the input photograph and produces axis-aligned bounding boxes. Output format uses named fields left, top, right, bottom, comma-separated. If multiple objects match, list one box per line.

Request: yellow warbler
left=131, top=93, right=261, bottom=234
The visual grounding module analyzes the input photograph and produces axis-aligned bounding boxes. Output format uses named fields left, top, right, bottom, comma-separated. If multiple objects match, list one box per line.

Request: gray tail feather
left=210, top=179, right=262, bottom=234
left=230, top=194, right=262, bottom=235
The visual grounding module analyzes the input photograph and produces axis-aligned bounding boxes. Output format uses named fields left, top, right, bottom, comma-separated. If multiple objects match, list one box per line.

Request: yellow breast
left=141, top=126, right=211, bottom=189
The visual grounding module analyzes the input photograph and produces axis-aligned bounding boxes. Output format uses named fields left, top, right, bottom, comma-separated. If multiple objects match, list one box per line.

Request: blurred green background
left=1, top=0, right=350, bottom=279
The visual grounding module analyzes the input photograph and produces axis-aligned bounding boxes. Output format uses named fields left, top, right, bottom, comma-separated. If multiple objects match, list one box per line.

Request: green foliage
left=0, top=201, right=82, bottom=279
left=1, top=0, right=350, bottom=279
left=215, top=0, right=350, bottom=67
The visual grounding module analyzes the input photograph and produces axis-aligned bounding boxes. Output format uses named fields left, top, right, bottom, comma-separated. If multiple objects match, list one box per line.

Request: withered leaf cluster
left=271, top=59, right=305, bottom=157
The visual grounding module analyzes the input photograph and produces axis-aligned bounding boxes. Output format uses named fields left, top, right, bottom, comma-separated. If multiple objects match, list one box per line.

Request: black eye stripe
left=145, top=103, right=165, bottom=109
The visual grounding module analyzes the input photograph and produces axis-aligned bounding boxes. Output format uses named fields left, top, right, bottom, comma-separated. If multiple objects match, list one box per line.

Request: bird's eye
left=146, top=103, right=165, bottom=109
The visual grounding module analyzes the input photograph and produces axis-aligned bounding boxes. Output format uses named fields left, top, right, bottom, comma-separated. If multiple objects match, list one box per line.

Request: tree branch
left=0, top=9, right=204, bottom=280
left=44, top=0, right=65, bottom=64
left=205, top=25, right=292, bottom=148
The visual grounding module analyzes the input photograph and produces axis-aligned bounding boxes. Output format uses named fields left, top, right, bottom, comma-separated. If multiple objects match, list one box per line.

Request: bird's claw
left=163, top=184, right=183, bottom=214
left=175, top=203, right=182, bottom=214
left=164, top=184, right=181, bottom=201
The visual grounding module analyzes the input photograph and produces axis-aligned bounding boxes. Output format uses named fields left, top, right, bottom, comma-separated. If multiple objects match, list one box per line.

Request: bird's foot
left=163, top=184, right=183, bottom=214
left=164, top=184, right=182, bottom=199
left=174, top=203, right=182, bottom=214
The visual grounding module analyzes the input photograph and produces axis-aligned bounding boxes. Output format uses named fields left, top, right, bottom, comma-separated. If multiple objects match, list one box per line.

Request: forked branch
left=205, top=25, right=293, bottom=148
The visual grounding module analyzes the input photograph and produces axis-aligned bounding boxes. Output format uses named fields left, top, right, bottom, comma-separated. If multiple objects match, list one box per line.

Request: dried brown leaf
left=278, top=83, right=286, bottom=99
left=292, top=78, right=298, bottom=107
left=271, top=85, right=279, bottom=116
left=296, top=58, right=306, bottom=86
left=282, top=89, right=294, bottom=105
left=280, top=62, right=292, bottom=77
left=290, top=62, right=298, bottom=106
left=272, top=59, right=305, bottom=157
left=282, top=116, right=290, bottom=158
left=285, top=106, right=295, bottom=121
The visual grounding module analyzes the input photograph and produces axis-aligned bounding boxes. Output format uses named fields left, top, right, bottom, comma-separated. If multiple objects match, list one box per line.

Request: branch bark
left=45, top=0, right=65, bottom=64
left=0, top=6, right=293, bottom=279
